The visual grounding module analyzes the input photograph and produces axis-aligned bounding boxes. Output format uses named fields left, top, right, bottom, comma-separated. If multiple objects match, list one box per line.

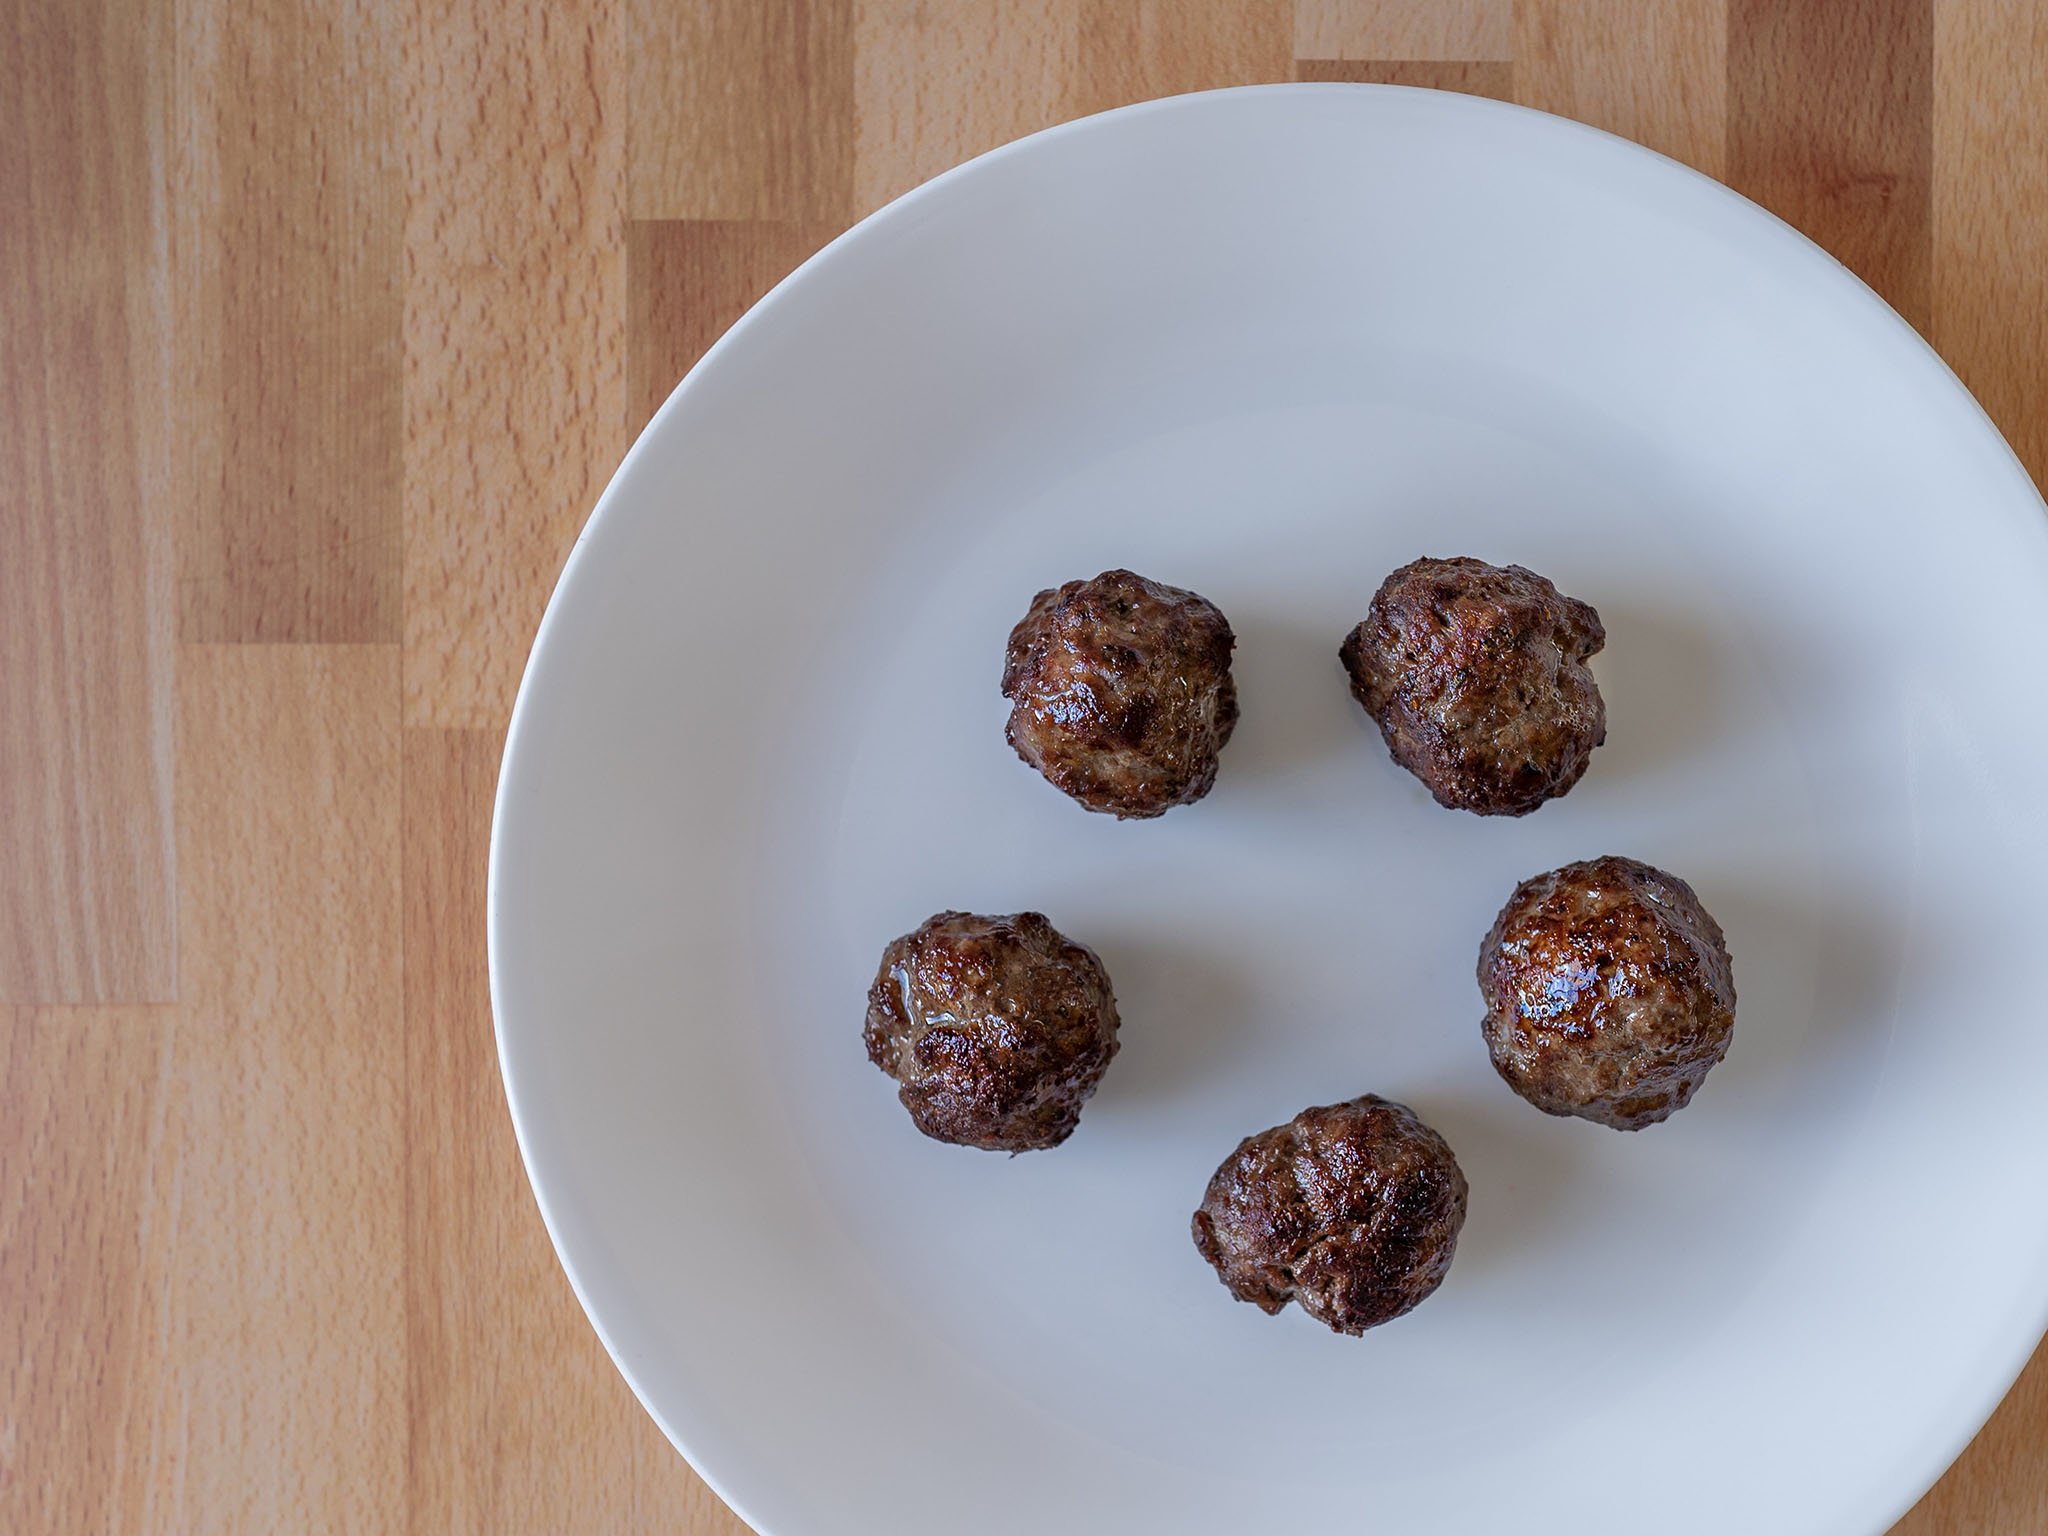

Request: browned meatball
left=864, top=911, right=1120, bottom=1152
left=1479, top=856, right=1736, bottom=1131
left=1002, top=569, right=1238, bottom=819
left=1191, top=1095, right=1468, bottom=1335
left=1340, top=557, right=1605, bottom=816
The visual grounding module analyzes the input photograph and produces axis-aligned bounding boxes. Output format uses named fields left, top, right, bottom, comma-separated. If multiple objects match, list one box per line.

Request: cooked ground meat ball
left=864, top=911, right=1120, bottom=1152
left=1339, top=557, right=1605, bottom=815
left=1479, top=856, right=1736, bottom=1131
left=1002, top=569, right=1238, bottom=818
left=1191, top=1095, right=1468, bottom=1334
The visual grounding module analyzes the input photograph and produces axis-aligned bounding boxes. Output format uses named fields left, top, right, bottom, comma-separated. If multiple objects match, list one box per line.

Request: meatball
left=1191, top=1095, right=1468, bottom=1335
left=1339, top=557, right=1605, bottom=815
left=1479, top=856, right=1736, bottom=1131
left=865, top=911, right=1120, bottom=1151
left=1002, top=569, right=1238, bottom=819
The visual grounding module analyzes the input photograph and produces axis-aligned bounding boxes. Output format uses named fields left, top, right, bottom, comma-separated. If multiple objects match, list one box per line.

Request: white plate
left=489, top=86, right=2048, bottom=1536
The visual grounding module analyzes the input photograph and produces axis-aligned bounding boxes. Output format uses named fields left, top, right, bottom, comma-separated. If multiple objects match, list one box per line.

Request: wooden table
left=5, top=1, right=2045, bottom=1530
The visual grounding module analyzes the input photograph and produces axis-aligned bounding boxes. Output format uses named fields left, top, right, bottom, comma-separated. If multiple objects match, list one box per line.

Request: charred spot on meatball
left=1191, top=1095, right=1468, bottom=1335
left=1002, top=569, right=1238, bottom=819
left=1340, top=557, right=1605, bottom=816
left=1479, top=856, right=1736, bottom=1131
left=864, top=911, right=1120, bottom=1152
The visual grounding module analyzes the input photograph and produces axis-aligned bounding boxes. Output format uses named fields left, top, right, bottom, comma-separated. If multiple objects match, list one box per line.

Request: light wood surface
left=3, top=1, right=2045, bottom=1530
left=2, top=0, right=176, bottom=1004
left=174, top=0, right=404, bottom=646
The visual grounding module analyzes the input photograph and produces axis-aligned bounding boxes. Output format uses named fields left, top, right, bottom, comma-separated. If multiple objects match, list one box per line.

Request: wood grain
left=1070, top=0, right=1293, bottom=113
left=1295, top=0, right=1512, bottom=61
left=1931, top=0, right=2048, bottom=491
left=1514, top=0, right=1727, bottom=178
left=852, top=0, right=1290, bottom=216
left=0, top=1006, right=170, bottom=1536
left=628, top=220, right=843, bottom=432
left=627, top=0, right=854, bottom=222
left=401, top=0, right=626, bottom=729
left=852, top=0, right=1083, bottom=215
left=1728, top=0, right=1934, bottom=333
left=1295, top=59, right=1514, bottom=99
left=0, top=0, right=177, bottom=1004
left=145, top=644, right=404, bottom=1531
left=402, top=729, right=743, bottom=1533
left=8, top=1, right=2048, bottom=1531
left=173, top=0, right=404, bottom=643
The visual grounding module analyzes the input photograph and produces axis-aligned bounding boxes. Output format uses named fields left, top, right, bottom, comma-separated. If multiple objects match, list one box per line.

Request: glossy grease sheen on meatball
left=1340, top=557, right=1605, bottom=816
left=1002, top=569, right=1238, bottom=819
left=1191, top=1095, right=1468, bottom=1334
left=1480, top=856, right=1736, bottom=1131
left=865, top=911, right=1120, bottom=1152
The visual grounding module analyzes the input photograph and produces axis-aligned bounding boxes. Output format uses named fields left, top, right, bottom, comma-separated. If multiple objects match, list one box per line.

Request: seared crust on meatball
left=865, top=911, right=1120, bottom=1152
left=1191, top=1095, right=1468, bottom=1334
left=1002, top=569, right=1238, bottom=819
left=1479, top=856, right=1736, bottom=1131
left=1340, top=557, right=1605, bottom=815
